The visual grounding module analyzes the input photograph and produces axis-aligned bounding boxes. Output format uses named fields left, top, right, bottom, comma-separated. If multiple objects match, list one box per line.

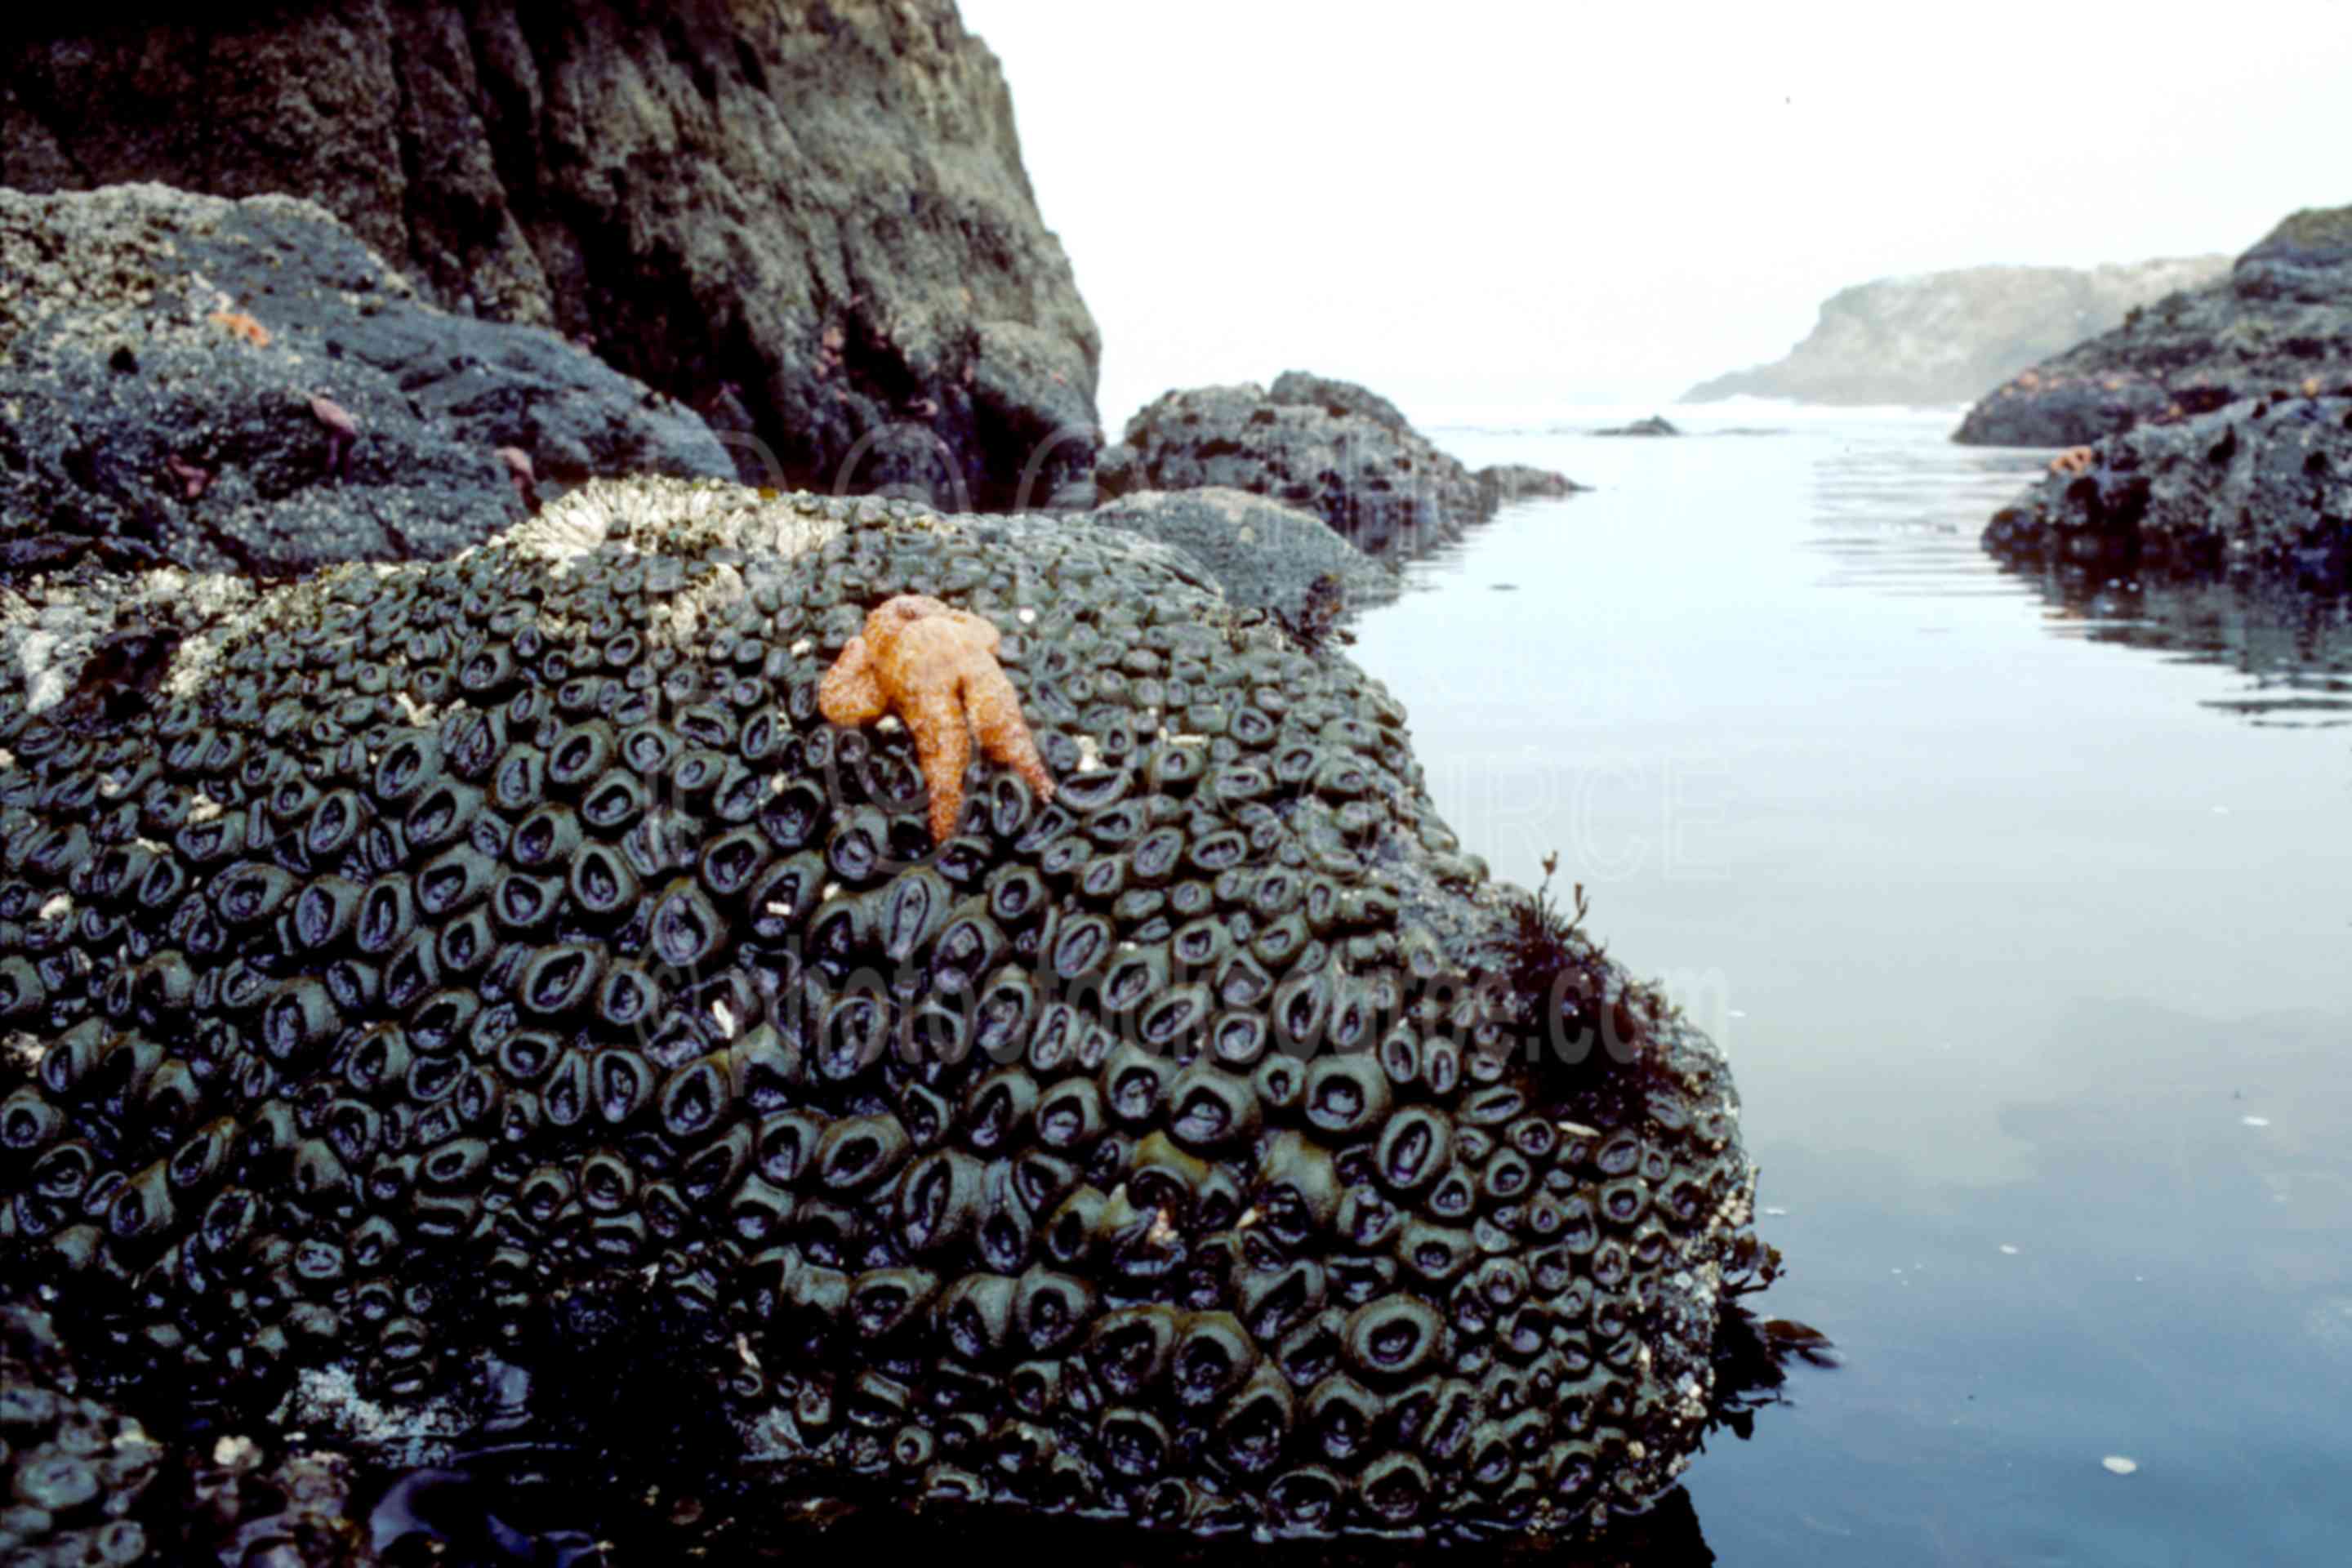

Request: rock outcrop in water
left=1098, top=376, right=1578, bottom=558
left=1981, top=390, right=2352, bottom=592
left=1592, top=417, right=1679, bottom=439
left=0, top=1, right=1101, bottom=510
left=1686, top=258, right=2228, bottom=408
left=0, top=477, right=1767, bottom=1553
left=1478, top=466, right=1592, bottom=507
left=1955, top=210, right=2352, bottom=446
left=0, top=184, right=734, bottom=577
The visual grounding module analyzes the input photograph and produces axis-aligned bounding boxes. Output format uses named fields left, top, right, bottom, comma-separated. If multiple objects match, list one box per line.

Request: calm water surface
left=1352, top=408, right=2352, bottom=1566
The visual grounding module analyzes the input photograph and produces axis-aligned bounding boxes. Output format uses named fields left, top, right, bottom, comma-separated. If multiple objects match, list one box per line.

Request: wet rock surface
left=1683, top=257, right=2229, bottom=407
left=1088, top=488, right=1401, bottom=621
left=1956, top=207, right=2352, bottom=447
left=0, top=476, right=1765, bottom=1552
left=0, top=185, right=733, bottom=578
left=1981, top=390, right=2352, bottom=592
left=1, top=1, right=1101, bottom=510
left=1099, top=378, right=1575, bottom=559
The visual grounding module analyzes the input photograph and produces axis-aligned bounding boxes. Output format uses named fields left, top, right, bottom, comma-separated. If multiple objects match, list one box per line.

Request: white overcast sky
left=959, top=0, right=2352, bottom=428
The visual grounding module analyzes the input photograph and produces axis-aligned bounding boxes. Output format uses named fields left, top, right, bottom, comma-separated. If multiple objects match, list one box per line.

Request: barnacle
left=0, top=476, right=1767, bottom=1548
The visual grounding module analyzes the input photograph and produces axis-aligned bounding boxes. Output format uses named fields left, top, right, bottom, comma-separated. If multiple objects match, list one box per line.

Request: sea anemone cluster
left=0, top=479, right=1762, bottom=1550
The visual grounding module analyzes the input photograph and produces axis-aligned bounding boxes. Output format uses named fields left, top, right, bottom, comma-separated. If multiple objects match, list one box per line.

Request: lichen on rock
left=0, top=476, right=1766, bottom=1549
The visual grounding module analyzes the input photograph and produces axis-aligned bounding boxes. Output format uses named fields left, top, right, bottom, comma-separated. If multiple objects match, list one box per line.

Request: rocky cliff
left=0, top=0, right=1101, bottom=509
left=1955, top=207, right=2352, bottom=445
left=1684, top=258, right=2228, bottom=408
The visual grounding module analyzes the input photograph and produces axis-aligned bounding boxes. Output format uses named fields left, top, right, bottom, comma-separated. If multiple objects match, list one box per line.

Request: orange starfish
left=818, top=595, right=1054, bottom=844
left=2048, top=446, right=2097, bottom=476
left=209, top=309, right=271, bottom=348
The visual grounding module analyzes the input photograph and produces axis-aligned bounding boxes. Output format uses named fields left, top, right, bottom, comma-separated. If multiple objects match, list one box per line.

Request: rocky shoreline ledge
left=1982, top=389, right=2352, bottom=592
left=1956, top=207, right=2352, bottom=448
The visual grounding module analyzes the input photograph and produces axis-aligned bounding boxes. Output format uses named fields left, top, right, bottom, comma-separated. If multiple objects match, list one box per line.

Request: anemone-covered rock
left=0, top=478, right=1766, bottom=1550
left=0, top=1299, right=167, bottom=1564
left=0, top=184, right=735, bottom=578
left=1102, top=381, right=1488, bottom=558
left=1981, top=390, right=2352, bottom=592
left=1088, top=488, right=1401, bottom=621
left=0, top=1297, right=417, bottom=1564
left=0, top=1, right=1101, bottom=509
left=1955, top=207, right=2352, bottom=446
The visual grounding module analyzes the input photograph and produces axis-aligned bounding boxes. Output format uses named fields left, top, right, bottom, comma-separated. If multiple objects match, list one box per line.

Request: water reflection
left=1797, top=426, right=2352, bottom=724
left=1993, top=563, right=2352, bottom=726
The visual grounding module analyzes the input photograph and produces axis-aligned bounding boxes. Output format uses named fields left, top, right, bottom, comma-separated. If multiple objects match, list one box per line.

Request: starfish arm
left=905, top=681, right=974, bottom=844
left=946, top=608, right=1002, bottom=655
left=964, top=663, right=1055, bottom=804
left=817, top=636, right=886, bottom=725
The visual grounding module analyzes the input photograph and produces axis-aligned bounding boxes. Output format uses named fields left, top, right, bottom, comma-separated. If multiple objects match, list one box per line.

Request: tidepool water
left=1350, top=405, right=2352, bottom=1566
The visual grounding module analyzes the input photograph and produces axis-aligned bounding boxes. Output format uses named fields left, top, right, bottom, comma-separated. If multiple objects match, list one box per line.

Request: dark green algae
left=0, top=478, right=1769, bottom=1557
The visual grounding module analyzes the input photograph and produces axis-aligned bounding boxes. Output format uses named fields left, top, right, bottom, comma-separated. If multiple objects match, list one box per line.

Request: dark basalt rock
left=1981, top=390, right=2352, bottom=593
left=1099, top=378, right=1578, bottom=559
left=1088, top=488, right=1401, bottom=622
left=0, top=1, right=1101, bottom=511
left=1956, top=206, right=2352, bottom=447
left=0, top=185, right=735, bottom=578
left=0, top=478, right=1769, bottom=1552
left=1592, top=417, right=1678, bottom=439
